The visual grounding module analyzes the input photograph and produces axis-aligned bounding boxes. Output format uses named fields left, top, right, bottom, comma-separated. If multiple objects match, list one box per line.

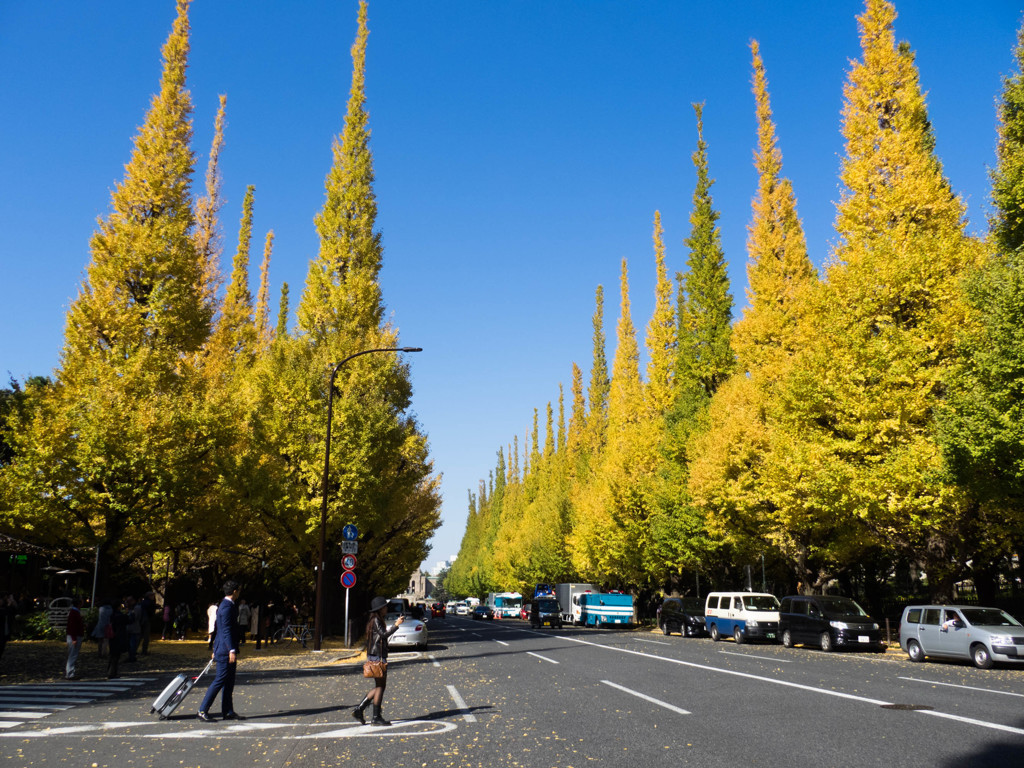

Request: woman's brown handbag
left=363, top=659, right=387, bottom=678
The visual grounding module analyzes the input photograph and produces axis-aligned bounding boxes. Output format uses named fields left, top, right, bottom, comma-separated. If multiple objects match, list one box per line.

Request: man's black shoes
left=197, top=711, right=216, bottom=722
left=221, top=712, right=245, bottom=720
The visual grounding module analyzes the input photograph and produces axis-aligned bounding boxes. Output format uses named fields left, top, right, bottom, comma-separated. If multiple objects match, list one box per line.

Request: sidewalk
left=0, top=636, right=364, bottom=685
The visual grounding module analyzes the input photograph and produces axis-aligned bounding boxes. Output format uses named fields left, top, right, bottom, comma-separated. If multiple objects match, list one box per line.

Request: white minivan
left=704, top=592, right=780, bottom=643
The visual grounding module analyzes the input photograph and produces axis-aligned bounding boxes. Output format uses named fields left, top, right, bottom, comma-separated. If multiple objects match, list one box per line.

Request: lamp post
left=313, top=346, right=422, bottom=651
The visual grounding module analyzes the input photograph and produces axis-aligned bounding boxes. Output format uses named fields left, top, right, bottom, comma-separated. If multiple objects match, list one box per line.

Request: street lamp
left=313, top=346, right=423, bottom=651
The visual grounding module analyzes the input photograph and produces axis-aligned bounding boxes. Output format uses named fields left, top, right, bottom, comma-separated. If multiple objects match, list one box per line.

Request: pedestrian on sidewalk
left=125, top=595, right=141, bottom=661
left=352, top=596, right=404, bottom=726
left=92, top=598, right=112, bottom=658
left=237, top=598, right=250, bottom=645
left=197, top=580, right=244, bottom=722
left=65, top=596, right=85, bottom=679
left=106, top=601, right=129, bottom=679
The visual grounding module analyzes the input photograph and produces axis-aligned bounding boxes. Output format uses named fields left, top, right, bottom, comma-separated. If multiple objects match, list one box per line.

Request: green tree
left=2, top=0, right=212, bottom=585
left=779, top=0, right=982, bottom=597
left=936, top=21, right=1024, bottom=595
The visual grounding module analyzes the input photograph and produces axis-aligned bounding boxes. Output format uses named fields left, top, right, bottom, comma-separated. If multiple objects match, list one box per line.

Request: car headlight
left=747, top=621, right=758, bottom=628
left=871, top=623, right=879, bottom=630
left=830, top=621, right=849, bottom=630
left=989, top=635, right=1013, bottom=645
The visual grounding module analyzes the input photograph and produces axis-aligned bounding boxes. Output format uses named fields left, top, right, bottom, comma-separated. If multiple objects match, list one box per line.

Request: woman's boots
left=351, top=697, right=371, bottom=725
left=371, top=704, right=390, bottom=726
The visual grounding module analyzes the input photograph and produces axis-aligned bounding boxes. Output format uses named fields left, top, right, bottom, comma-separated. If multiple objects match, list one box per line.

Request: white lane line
left=445, top=685, right=477, bottom=723
left=0, top=711, right=53, bottom=719
left=559, top=634, right=891, bottom=705
left=720, top=651, right=793, bottom=663
left=0, top=697, right=93, bottom=705
left=921, top=709, right=1024, bottom=736
left=601, top=680, right=690, bottom=715
left=899, top=677, right=1024, bottom=699
left=560, top=634, right=1024, bottom=736
left=635, top=639, right=670, bottom=646
left=427, top=654, right=440, bottom=667
left=527, top=652, right=559, bottom=664
left=492, top=639, right=509, bottom=647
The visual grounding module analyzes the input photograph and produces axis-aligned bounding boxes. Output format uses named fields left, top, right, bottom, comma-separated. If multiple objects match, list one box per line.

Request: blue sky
left=1, top=1, right=1021, bottom=571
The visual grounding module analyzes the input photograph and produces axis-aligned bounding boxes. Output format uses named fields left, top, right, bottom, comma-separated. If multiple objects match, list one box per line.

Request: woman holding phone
left=352, top=596, right=404, bottom=726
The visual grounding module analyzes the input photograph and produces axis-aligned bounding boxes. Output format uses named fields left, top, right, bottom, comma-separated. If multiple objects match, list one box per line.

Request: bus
left=486, top=592, right=523, bottom=619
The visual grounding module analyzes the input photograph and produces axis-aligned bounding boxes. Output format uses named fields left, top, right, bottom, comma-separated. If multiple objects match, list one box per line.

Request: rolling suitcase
left=150, top=659, right=214, bottom=719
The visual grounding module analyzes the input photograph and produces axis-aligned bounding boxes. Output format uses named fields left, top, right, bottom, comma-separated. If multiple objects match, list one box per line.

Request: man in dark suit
left=197, top=580, right=243, bottom=722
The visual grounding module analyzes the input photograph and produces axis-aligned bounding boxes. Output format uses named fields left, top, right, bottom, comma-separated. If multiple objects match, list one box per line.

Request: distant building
left=398, top=570, right=434, bottom=603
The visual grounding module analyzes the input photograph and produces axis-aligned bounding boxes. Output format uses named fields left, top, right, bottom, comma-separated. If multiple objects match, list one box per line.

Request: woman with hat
left=353, top=596, right=404, bottom=726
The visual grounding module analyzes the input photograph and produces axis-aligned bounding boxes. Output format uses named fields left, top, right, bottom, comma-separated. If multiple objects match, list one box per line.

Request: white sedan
left=385, top=612, right=429, bottom=649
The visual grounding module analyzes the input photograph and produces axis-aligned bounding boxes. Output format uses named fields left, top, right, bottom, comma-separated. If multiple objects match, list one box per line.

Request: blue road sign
left=342, top=524, right=358, bottom=541
left=341, top=571, right=357, bottom=588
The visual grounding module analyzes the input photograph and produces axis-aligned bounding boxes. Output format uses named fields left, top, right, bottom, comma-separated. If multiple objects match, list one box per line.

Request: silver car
left=384, top=612, right=429, bottom=649
left=900, top=604, right=1024, bottom=669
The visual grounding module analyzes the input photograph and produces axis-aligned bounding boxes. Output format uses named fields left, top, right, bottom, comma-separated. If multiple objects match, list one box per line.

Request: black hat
left=369, top=596, right=388, bottom=612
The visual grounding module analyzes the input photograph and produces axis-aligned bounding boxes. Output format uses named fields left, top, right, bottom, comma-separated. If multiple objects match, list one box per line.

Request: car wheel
left=782, top=629, right=793, bottom=648
left=906, top=639, right=924, bottom=662
left=710, top=624, right=720, bottom=642
left=819, top=632, right=833, bottom=652
left=733, top=626, right=744, bottom=644
left=661, top=622, right=670, bottom=636
left=972, top=643, right=994, bottom=670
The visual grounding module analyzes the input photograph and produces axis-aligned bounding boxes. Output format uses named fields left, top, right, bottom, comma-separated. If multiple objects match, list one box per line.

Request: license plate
left=858, top=636, right=869, bottom=643
left=766, top=633, right=776, bottom=639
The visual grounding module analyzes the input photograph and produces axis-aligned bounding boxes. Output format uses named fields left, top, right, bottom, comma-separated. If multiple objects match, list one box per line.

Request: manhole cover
left=880, top=704, right=934, bottom=711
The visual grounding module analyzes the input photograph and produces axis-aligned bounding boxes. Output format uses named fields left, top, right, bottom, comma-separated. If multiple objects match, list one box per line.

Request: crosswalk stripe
left=0, top=712, right=52, bottom=719
left=0, top=704, right=72, bottom=711
left=0, top=722, right=25, bottom=729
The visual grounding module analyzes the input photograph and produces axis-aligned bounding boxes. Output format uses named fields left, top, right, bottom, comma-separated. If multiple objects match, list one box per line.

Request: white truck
left=554, top=583, right=595, bottom=625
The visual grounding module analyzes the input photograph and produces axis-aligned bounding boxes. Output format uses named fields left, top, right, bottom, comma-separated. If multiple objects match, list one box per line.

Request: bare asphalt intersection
left=2, top=616, right=1024, bottom=767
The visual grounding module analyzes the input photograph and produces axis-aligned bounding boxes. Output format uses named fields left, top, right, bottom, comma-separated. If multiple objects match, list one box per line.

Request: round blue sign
left=342, top=524, right=358, bottom=541
left=340, top=570, right=357, bottom=588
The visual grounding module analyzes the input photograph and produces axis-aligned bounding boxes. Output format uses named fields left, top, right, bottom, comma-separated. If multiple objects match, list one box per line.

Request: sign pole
left=345, top=587, right=350, bottom=648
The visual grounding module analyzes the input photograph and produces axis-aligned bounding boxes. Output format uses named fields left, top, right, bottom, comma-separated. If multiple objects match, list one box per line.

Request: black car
left=471, top=604, right=494, bottom=620
left=530, top=598, right=563, bottom=629
left=659, top=597, right=707, bottom=637
left=779, top=595, right=885, bottom=652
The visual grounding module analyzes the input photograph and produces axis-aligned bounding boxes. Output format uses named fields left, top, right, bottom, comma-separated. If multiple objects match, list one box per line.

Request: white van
left=704, top=592, right=780, bottom=644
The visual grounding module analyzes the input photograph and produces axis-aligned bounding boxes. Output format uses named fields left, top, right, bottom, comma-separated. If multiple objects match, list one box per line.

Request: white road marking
left=0, top=703, right=72, bottom=711
left=921, top=709, right=1024, bottom=736
left=635, top=639, right=670, bottom=646
left=719, top=651, right=793, bottom=663
left=560, top=634, right=1024, bottom=736
left=526, top=652, right=559, bottom=664
left=0, top=720, right=457, bottom=739
left=898, top=677, right=1024, bottom=699
left=492, top=639, right=509, bottom=646
left=0, top=711, right=52, bottom=719
left=428, top=654, right=440, bottom=667
left=446, top=685, right=477, bottom=723
left=601, top=680, right=690, bottom=715
left=0, top=722, right=25, bottom=729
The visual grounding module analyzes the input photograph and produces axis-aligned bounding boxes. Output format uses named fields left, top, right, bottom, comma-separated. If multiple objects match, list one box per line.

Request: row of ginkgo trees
left=0, top=0, right=441, bottom=610
left=448, top=0, right=1024, bottom=605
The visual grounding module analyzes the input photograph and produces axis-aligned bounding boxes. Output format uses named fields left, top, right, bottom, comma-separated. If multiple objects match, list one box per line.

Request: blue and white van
left=705, top=592, right=780, bottom=643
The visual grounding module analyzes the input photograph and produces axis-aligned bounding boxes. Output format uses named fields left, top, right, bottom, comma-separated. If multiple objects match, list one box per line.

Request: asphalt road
left=2, top=616, right=1024, bottom=766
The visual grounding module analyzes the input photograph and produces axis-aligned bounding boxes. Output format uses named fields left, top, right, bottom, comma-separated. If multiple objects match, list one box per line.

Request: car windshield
left=743, top=596, right=780, bottom=611
left=961, top=608, right=1023, bottom=628
left=537, top=599, right=559, bottom=611
left=819, top=597, right=868, bottom=616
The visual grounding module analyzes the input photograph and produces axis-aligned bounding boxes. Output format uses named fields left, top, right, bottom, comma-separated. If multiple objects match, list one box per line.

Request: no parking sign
left=340, top=570, right=357, bottom=588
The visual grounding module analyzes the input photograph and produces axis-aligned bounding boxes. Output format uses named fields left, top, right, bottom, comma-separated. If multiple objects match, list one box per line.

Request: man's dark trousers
left=199, top=655, right=235, bottom=714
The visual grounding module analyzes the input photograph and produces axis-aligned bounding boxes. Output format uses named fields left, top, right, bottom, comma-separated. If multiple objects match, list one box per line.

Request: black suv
left=778, top=595, right=885, bottom=652
left=659, top=597, right=707, bottom=637
left=530, top=598, right=563, bottom=629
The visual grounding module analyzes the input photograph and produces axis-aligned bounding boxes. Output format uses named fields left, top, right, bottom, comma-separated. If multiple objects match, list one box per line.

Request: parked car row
left=657, top=592, right=1024, bottom=670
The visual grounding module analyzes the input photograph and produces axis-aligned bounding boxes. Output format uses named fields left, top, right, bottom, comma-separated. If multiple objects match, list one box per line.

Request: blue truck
left=578, top=592, right=634, bottom=628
